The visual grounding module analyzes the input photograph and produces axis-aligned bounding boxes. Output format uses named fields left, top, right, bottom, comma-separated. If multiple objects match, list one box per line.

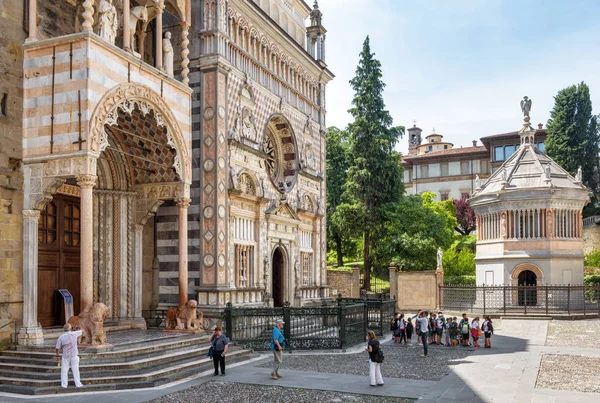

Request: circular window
left=263, top=115, right=298, bottom=193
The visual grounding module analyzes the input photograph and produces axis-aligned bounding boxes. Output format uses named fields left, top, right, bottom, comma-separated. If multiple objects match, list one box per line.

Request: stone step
left=0, top=352, right=255, bottom=395
left=0, top=345, right=245, bottom=375
left=0, top=349, right=254, bottom=388
left=4, top=334, right=209, bottom=360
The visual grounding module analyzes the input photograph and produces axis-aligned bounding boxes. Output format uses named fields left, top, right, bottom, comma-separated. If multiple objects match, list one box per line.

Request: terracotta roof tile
left=402, top=146, right=488, bottom=160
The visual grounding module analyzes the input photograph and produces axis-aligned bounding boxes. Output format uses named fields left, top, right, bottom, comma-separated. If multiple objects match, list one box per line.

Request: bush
left=584, top=250, right=600, bottom=267
left=442, top=246, right=475, bottom=277
left=584, top=274, right=600, bottom=286
left=444, top=275, right=476, bottom=285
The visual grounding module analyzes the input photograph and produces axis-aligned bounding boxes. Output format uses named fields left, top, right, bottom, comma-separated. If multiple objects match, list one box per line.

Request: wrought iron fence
left=440, top=285, right=600, bottom=315
left=142, top=309, right=170, bottom=328
left=223, top=298, right=395, bottom=350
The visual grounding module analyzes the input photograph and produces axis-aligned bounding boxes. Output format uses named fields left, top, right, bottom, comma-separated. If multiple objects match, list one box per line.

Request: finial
left=432, top=127, right=436, bottom=134
left=576, top=166, right=582, bottom=182
left=413, top=119, right=417, bottom=127
left=518, top=96, right=534, bottom=134
left=313, top=0, right=319, bottom=8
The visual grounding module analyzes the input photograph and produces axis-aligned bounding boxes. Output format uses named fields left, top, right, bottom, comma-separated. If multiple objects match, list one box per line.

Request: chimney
left=538, top=123, right=543, bottom=130
left=472, top=140, right=477, bottom=147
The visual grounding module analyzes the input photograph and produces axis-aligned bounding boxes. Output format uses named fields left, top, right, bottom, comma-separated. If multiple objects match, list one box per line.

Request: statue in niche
left=500, top=212, right=507, bottom=239
left=230, top=105, right=242, bottom=141
left=241, top=107, right=257, bottom=142
left=128, top=5, right=149, bottom=54
left=163, top=32, right=174, bottom=76
left=294, top=259, right=302, bottom=291
left=98, top=0, right=118, bottom=44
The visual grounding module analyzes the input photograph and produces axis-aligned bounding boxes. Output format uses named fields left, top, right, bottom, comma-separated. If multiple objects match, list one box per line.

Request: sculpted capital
left=77, top=174, right=98, bottom=189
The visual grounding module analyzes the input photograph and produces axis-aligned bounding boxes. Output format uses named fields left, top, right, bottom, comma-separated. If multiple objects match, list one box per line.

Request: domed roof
left=471, top=142, right=589, bottom=202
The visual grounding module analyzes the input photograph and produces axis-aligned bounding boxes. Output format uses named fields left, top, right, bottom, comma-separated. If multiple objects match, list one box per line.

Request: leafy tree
left=453, top=198, right=476, bottom=235
left=343, top=36, right=405, bottom=288
left=325, top=127, right=355, bottom=266
left=442, top=245, right=476, bottom=277
left=374, top=194, right=454, bottom=271
left=546, top=82, right=600, bottom=215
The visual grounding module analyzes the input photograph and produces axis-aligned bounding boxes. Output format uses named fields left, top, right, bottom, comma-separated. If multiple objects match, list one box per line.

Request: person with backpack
left=429, top=313, right=437, bottom=345
left=390, top=314, right=400, bottom=343
left=397, top=314, right=407, bottom=344
left=459, top=313, right=470, bottom=346
left=435, top=312, right=444, bottom=345
left=366, top=330, right=384, bottom=386
left=406, top=317, right=414, bottom=345
left=471, top=317, right=481, bottom=348
left=449, top=317, right=459, bottom=348
left=482, top=316, right=494, bottom=348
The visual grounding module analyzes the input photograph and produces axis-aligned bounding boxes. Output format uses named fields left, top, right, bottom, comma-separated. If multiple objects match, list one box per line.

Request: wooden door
left=38, top=196, right=81, bottom=327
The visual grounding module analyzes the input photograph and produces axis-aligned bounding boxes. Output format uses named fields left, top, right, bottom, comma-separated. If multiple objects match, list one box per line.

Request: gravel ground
left=546, top=319, right=600, bottom=348
left=536, top=354, right=600, bottom=393
left=257, top=342, right=474, bottom=381
left=148, top=381, right=414, bottom=403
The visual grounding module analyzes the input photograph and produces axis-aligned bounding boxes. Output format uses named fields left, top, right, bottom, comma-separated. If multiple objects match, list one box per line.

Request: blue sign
left=58, top=289, right=72, bottom=303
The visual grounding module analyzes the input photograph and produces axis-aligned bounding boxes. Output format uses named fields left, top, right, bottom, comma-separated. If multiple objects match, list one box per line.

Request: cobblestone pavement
left=148, top=381, right=414, bottom=403
left=537, top=354, right=600, bottom=393
left=257, top=342, right=474, bottom=381
left=545, top=318, right=600, bottom=348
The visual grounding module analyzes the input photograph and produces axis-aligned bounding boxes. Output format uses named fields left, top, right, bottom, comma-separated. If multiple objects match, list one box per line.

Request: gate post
left=483, top=285, right=486, bottom=315
left=339, top=304, right=346, bottom=349
left=224, top=302, right=233, bottom=340
left=567, top=286, right=571, bottom=315
left=283, top=302, right=291, bottom=348
left=545, top=286, right=549, bottom=316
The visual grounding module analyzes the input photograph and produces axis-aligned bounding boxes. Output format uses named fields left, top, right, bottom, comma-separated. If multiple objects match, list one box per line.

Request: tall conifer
left=344, top=37, right=404, bottom=289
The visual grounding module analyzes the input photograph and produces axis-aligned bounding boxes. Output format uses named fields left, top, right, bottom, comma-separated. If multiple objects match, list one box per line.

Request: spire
left=518, top=96, right=535, bottom=145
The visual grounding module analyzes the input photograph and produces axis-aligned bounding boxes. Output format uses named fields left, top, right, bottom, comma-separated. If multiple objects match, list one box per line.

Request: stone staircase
left=0, top=331, right=255, bottom=395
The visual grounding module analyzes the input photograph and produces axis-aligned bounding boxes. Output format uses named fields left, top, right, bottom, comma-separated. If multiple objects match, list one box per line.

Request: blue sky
left=318, top=0, right=600, bottom=155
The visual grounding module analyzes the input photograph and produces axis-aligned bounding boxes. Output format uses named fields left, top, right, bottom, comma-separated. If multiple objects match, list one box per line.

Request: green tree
left=326, top=127, right=352, bottom=267
left=343, top=36, right=405, bottom=288
left=374, top=195, right=455, bottom=271
left=546, top=82, right=600, bottom=215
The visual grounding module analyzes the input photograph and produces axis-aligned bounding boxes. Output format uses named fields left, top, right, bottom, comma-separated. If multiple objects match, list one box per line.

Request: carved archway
left=88, top=83, right=191, bottom=184
left=511, top=264, right=544, bottom=286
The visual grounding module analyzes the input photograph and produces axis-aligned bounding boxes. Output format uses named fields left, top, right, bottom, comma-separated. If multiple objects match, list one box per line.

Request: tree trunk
left=363, top=232, right=370, bottom=291
left=335, top=234, right=344, bottom=268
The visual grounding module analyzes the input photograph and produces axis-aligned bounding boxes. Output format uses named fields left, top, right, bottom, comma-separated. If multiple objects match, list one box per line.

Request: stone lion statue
left=68, top=302, right=109, bottom=345
left=165, top=299, right=203, bottom=330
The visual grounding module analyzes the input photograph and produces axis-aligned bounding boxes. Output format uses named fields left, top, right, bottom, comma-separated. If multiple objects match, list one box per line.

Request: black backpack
left=390, top=320, right=399, bottom=332
left=375, top=344, right=384, bottom=363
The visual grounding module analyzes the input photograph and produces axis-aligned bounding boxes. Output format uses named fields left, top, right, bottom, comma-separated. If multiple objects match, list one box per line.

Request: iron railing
left=223, top=298, right=395, bottom=350
left=582, top=215, right=600, bottom=228
left=440, top=284, right=600, bottom=315
left=142, top=309, right=170, bottom=328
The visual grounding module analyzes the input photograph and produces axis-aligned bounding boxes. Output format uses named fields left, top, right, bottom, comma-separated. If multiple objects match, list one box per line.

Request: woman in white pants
left=366, top=330, right=384, bottom=387
left=55, top=323, right=83, bottom=388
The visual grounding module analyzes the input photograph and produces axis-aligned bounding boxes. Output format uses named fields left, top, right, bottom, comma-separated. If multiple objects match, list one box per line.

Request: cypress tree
left=344, top=36, right=404, bottom=289
left=546, top=82, right=599, bottom=215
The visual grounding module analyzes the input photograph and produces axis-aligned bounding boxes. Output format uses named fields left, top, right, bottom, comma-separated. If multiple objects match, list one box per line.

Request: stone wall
left=583, top=225, right=600, bottom=255
left=392, top=270, right=440, bottom=312
left=327, top=267, right=360, bottom=298
left=0, top=0, right=26, bottom=347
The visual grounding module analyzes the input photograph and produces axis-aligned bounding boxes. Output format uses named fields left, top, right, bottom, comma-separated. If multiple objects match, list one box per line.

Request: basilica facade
left=0, top=0, right=332, bottom=345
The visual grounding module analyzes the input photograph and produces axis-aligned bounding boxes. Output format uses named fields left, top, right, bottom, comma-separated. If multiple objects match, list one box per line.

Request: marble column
left=77, top=174, right=97, bottom=313
left=25, top=0, right=38, bottom=43
left=180, top=21, right=190, bottom=85
left=176, top=197, right=191, bottom=307
left=123, top=0, right=131, bottom=51
left=150, top=257, right=160, bottom=310
left=82, top=0, right=94, bottom=32
left=137, top=30, right=147, bottom=60
left=132, top=224, right=143, bottom=318
left=155, top=0, right=165, bottom=71
left=18, top=210, right=44, bottom=345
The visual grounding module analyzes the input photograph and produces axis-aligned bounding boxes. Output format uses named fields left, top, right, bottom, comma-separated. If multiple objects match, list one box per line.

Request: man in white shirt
left=416, top=311, right=429, bottom=357
left=55, top=323, right=83, bottom=388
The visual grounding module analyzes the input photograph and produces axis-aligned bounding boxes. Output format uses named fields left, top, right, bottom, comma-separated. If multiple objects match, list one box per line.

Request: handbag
left=207, top=345, right=214, bottom=359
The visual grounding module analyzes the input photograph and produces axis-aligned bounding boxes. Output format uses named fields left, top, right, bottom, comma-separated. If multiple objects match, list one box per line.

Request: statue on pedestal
left=98, top=0, right=118, bottom=44
left=163, top=32, right=174, bottom=76
left=436, top=247, right=443, bottom=271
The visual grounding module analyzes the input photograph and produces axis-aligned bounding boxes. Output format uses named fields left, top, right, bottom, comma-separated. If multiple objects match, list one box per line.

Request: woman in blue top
left=209, top=326, right=229, bottom=376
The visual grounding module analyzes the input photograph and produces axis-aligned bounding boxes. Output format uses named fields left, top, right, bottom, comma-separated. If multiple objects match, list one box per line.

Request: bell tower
left=407, top=123, right=422, bottom=155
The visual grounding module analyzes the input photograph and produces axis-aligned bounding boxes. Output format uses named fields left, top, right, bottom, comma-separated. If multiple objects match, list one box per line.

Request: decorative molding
left=56, top=184, right=81, bottom=197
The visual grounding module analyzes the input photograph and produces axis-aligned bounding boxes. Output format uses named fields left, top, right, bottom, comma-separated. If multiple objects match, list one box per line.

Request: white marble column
left=180, top=21, right=190, bottom=85
left=176, top=197, right=191, bottom=307
left=155, top=0, right=165, bottom=70
left=18, top=210, right=44, bottom=345
left=77, top=174, right=97, bottom=313
left=132, top=224, right=143, bottom=318
left=123, top=0, right=131, bottom=51
left=25, top=0, right=38, bottom=43
left=82, top=0, right=94, bottom=32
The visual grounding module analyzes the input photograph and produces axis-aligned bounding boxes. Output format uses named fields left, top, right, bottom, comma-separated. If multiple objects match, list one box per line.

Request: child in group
left=449, top=317, right=459, bottom=348
left=471, top=317, right=480, bottom=348
left=436, top=312, right=444, bottom=345
left=482, top=316, right=494, bottom=348
left=459, top=313, right=470, bottom=346
left=444, top=316, right=451, bottom=346
left=391, top=314, right=400, bottom=343
left=397, top=314, right=407, bottom=344
left=429, top=313, right=437, bottom=345
left=406, top=317, right=414, bottom=345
